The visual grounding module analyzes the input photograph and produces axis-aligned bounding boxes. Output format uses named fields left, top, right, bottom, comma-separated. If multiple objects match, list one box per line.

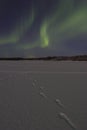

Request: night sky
left=0, top=0, right=87, bottom=57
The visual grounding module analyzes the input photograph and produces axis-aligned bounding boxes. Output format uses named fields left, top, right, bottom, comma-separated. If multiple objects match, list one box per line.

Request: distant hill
left=0, top=55, right=87, bottom=61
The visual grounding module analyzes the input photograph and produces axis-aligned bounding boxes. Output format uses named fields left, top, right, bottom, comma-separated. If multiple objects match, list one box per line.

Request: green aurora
left=0, top=6, right=34, bottom=45
left=20, top=0, right=87, bottom=50
left=0, top=0, right=87, bottom=56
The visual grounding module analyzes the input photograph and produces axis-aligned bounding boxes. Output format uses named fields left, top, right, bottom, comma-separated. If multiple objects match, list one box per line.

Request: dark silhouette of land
left=0, top=55, right=87, bottom=61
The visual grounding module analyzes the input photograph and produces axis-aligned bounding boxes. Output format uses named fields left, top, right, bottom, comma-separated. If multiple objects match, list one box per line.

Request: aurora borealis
left=0, top=0, right=87, bottom=57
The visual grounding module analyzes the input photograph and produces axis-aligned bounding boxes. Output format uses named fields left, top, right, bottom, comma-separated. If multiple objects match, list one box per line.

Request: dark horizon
left=0, top=54, right=87, bottom=61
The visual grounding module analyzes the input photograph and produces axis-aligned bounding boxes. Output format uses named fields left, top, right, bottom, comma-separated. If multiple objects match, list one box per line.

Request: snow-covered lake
left=0, top=61, right=87, bottom=130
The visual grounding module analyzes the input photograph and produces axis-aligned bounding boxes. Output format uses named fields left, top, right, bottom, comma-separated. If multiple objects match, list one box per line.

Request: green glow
left=18, top=0, right=87, bottom=50
left=40, top=21, right=49, bottom=48
left=19, top=41, right=40, bottom=50
left=45, top=0, right=74, bottom=30
left=46, top=1, right=87, bottom=47
left=58, top=6, right=87, bottom=33
left=7, top=0, right=87, bottom=51
left=0, top=35, right=19, bottom=45
left=39, top=0, right=75, bottom=48
left=18, top=7, right=34, bottom=37
left=0, top=7, right=35, bottom=45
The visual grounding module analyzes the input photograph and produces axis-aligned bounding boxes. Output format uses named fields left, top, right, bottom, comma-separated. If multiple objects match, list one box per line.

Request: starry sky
left=0, top=0, right=87, bottom=57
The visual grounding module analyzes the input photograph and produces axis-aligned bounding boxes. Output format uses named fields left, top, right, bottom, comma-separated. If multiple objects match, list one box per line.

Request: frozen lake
left=0, top=61, right=87, bottom=130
